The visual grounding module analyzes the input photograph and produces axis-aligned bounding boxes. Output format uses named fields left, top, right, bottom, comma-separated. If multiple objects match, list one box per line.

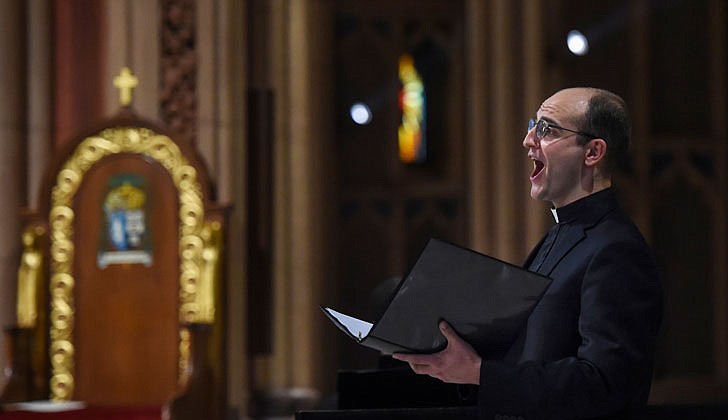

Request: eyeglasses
left=527, top=118, right=598, bottom=144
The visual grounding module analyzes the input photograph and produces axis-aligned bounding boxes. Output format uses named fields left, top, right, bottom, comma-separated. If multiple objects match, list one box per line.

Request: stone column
left=490, top=0, right=519, bottom=261
left=287, top=0, right=334, bottom=393
left=105, top=0, right=160, bottom=117
left=197, top=0, right=249, bottom=414
left=464, top=0, right=490, bottom=253
left=466, top=0, right=548, bottom=262
left=0, top=0, right=26, bottom=371
left=27, top=0, right=52, bottom=207
left=521, top=0, right=550, bottom=256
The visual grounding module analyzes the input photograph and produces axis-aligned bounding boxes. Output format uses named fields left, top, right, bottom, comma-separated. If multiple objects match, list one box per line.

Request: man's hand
left=392, top=321, right=482, bottom=385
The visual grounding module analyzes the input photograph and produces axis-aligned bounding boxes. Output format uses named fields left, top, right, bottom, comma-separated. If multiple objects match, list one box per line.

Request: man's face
left=523, top=89, right=592, bottom=208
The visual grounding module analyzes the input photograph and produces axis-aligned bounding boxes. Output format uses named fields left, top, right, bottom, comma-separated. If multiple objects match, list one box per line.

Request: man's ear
left=584, top=138, right=607, bottom=167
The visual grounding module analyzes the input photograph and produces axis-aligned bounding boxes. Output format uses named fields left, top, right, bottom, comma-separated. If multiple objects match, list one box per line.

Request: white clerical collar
left=550, top=207, right=559, bottom=223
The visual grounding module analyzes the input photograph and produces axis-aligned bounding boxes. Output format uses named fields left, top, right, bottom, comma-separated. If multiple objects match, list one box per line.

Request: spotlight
left=350, top=102, right=372, bottom=125
left=567, top=30, right=589, bottom=56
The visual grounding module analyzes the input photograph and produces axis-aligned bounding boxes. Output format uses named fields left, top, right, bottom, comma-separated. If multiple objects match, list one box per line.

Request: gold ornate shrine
left=1, top=77, right=227, bottom=419
left=47, top=125, right=219, bottom=400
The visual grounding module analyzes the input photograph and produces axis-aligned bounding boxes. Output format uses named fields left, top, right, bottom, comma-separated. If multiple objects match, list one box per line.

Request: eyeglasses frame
left=527, top=118, right=599, bottom=144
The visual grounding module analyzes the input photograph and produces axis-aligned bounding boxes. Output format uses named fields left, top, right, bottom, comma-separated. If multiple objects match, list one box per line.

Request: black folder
left=322, top=238, right=552, bottom=355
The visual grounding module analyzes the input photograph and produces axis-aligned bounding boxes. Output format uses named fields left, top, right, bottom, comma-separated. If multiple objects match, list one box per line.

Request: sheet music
left=325, top=307, right=373, bottom=340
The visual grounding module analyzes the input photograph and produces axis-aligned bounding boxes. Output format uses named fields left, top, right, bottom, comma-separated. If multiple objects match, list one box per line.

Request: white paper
left=326, top=307, right=373, bottom=340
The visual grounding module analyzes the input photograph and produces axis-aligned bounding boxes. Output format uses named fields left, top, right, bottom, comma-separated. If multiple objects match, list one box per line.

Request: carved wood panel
left=74, top=154, right=179, bottom=405
left=161, top=0, right=197, bottom=145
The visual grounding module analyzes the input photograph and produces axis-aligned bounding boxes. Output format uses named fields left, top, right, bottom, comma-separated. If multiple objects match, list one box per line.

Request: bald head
left=552, top=87, right=631, bottom=174
left=539, top=88, right=593, bottom=116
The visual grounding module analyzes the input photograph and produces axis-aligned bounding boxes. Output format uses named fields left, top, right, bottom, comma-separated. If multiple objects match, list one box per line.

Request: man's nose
left=523, top=129, right=537, bottom=149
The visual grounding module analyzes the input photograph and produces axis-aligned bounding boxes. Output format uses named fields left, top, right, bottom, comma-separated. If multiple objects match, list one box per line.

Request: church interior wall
left=0, top=0, right=726, bottom=418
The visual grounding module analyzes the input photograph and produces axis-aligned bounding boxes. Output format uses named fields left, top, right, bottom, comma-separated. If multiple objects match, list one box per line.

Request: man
left=393, top=87, right=662, bottom=420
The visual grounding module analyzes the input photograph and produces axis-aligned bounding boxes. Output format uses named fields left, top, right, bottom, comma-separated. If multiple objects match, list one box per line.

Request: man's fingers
left=410, top=363, right=432, bottom=375
left=393, top=352, right=444, bottom=374
left=392, top=352, right=433, bottom=365
left=391, top=353, right=412, bottom=362
left=439, top=321, right=463, bottom=346
left=409, top=362, right=448, bottom=380
left=393, top=323, right=481, bottom=385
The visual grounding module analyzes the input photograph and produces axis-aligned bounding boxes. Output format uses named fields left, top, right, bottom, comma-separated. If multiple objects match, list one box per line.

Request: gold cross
left=113, top=67, right=138, bottom=106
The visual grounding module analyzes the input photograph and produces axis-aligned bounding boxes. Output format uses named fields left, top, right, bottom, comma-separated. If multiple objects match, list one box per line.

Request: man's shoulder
left=591, top=205, right=647, bottom=240
left=580, top=208, right=655, bottom=263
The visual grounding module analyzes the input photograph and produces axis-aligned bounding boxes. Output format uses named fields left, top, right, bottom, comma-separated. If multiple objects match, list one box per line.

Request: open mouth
left=531, top=159, right=545, bottom=179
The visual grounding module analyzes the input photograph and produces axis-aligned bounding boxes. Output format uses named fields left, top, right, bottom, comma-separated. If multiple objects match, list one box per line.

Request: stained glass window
left=398, top=54, right=427, bottom=163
